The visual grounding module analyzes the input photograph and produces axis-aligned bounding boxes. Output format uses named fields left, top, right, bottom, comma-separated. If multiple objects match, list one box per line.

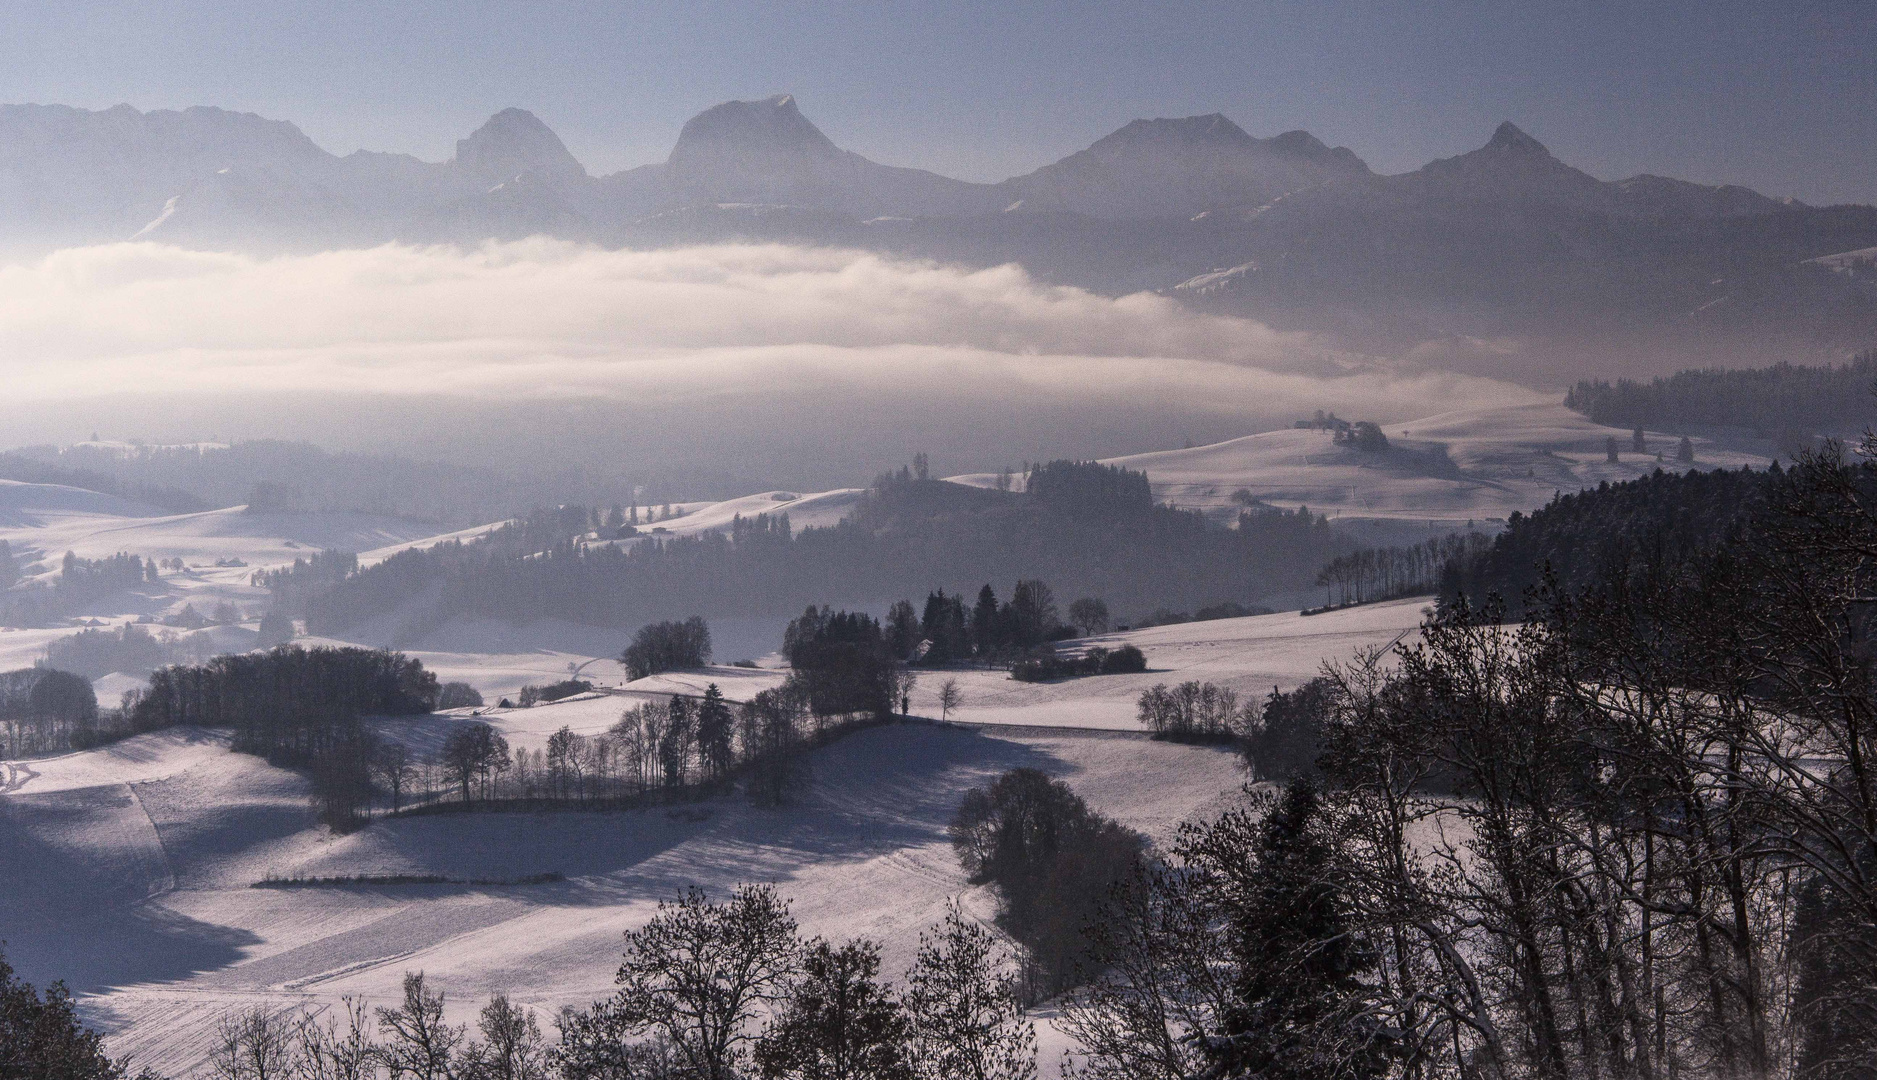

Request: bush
left=1099, top=644, right=1146, bottom=674
left=621, top=616, right=712, bottom=680
left=436, top=681, right=484, bottom=709
left=1009, top=643, right=1145, bottom=682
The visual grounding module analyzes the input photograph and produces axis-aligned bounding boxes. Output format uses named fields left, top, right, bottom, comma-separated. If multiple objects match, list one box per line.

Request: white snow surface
left=951, top=401, right=1772, bottom=528
left=0, top=404, right=1770, bottom=1074
left=3, top=723, right=1247, bottom=1079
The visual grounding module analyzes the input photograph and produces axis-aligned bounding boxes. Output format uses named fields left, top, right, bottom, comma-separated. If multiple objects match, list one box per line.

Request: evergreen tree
left=696, top=683, right=735, bottom=782
left=1205, top=779, right=1388, bottom=1080
left=1677, top=434, right=1696, bottom=462
left=0, top=947, right=126, bottom=1080
left=755, top=939, right=914, bottom=1080
left=884, top=600, right=921, bottom=660
left=1605, top=435, right=1620, bottom=463
left=971, top=586, right=1002, bottom=656
left=661, top=696, right=694, bottom=789
left=920, top=591, right=967, bottom=663
left=257, top=607, right=294, bottom=647
left=1632, top=426, right=1647, bottom=453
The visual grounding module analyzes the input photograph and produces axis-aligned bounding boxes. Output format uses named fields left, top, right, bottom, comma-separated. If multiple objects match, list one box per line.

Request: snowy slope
left=949, top=402, right=1773, bottom=528
left=0, top=480, right=451, bottom=630
left=2, top=722, right=1247, bottom=1078
left=932, top=598, right=1429, bottom=730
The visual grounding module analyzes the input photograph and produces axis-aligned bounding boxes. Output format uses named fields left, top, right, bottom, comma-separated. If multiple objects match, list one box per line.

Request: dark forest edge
left=289, top=460, right=1343, bottom=641
left=1565, top=349, right=1877, bottom=441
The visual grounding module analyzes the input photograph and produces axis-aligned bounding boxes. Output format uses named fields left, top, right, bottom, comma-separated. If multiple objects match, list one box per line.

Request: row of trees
left=1060, top=442, right=1877, bottom=1080
left=191, top=889, right=1035, bottom=1080
left=1134, top=680, right=1256, bottom=740
left=414, top=675, right=899, bottom=813
left=1565, top=351, right=1877, bottom=433
left=1313, top=531, right=1491, bottom=608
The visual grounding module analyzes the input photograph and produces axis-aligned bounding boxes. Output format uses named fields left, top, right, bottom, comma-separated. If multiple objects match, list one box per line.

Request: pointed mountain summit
left=1482, top=121, right=1551, bottom=157
left=1402, top=120, right=1789, bottom=219
left=1404, top=119, right=1609, bottom=211
left=1002, top=113, right=1369, bottom=219
left=454, top=108, right=587, bottom=185
left=658, top=94, right=995, bottom=215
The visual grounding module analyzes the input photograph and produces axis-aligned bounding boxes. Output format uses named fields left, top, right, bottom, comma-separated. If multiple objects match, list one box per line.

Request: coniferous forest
left=1564, top=350, right=1877, bottom=434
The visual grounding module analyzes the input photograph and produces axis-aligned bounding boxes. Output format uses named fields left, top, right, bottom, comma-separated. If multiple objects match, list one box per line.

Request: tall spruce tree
left=1207, top=779, right=1388, bottom=1080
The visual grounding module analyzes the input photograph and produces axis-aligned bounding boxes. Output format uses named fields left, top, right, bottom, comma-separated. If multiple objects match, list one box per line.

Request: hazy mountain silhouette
left=2, top=96, right=1872, bottom=374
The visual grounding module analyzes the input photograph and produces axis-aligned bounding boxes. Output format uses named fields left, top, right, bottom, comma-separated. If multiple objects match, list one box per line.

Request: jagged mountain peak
left=1414, top=119, right=1590, bottom=188
left=1483, top=121, right=1551, bottom=158
left=454, top=108, right=586, bottom=183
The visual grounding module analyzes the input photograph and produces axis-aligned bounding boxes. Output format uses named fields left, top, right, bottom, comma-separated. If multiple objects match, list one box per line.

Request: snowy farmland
left=2, top=722, right=1248, bottom=1078
left=0, top=400, right=1751, bottom=1075
left=0, top=596, right=1425, bottom=1076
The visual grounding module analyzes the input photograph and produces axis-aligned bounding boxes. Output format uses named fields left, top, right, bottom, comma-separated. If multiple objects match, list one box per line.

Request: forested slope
left=301, top=464, right=1349, bottom=638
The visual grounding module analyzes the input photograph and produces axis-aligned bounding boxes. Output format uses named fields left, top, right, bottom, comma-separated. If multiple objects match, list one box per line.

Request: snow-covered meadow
left=0, top=400, right=1776, bottom=1075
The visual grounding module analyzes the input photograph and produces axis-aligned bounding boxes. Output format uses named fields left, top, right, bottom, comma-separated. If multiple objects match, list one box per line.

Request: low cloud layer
left=0, top=241, right=1542, bottom=483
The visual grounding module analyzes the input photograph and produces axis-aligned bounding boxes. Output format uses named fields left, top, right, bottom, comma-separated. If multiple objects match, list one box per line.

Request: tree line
left=1437, top=465, right=1772, bottom=615
left=1564, top=350, right=1877, bottom=436
left=1313, top=532, right=1491, bottom=609
left=294, top=463, right=1346, bottom=641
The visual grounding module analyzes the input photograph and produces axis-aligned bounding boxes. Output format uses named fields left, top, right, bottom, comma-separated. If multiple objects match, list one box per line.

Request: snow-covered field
left=0, top=402, right=1752, bottom=1074
left=953, top=402, right=1772, bottom=536
left=0, top=599, right=1417, bottom=1076
left=2, top=722, right=1247, bottom=1078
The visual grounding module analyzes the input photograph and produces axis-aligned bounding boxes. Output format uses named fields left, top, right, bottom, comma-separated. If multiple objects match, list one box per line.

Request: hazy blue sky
left=6, top=1, right=1873, bottom=203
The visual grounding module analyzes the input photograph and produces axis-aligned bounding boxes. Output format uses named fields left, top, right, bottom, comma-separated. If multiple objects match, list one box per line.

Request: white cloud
left=0, top=240, right=1542, bottom=471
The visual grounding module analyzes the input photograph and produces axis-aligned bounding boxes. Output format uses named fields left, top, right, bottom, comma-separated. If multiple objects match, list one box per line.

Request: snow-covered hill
left=2, top=719, right=1247, bottom=1078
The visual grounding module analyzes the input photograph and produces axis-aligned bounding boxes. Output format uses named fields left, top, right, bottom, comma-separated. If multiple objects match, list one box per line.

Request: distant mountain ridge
left=2, top=95, right=1873, bottom=376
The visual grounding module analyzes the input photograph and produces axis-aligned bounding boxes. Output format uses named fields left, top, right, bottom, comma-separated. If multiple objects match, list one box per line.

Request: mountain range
left=4, top=94, right=1874, bottom=378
